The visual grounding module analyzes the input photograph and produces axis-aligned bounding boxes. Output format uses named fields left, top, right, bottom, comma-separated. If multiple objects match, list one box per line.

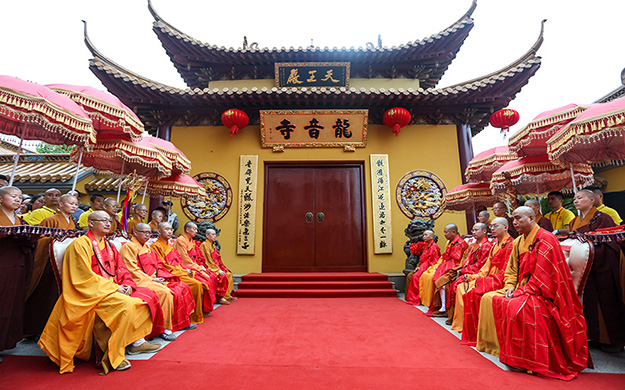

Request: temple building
left=84, top=0, right=542, bottom=274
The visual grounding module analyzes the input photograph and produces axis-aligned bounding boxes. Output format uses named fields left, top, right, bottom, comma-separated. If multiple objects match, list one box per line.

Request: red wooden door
left=263, top=163, right=366, bottom=272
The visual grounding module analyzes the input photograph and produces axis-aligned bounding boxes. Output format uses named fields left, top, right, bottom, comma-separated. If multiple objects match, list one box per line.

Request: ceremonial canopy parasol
left=145, top=136, right=191, bottom=175
left=73, top=137, right=172, bottom=177
left=72, top=137, right=172, bottom=200
left=490, top=154, right=594, bottom=195
left=0, top=75, right=95, bottom=185
left=508, top=103, right=590, bottom=157
left=47, top=84, right=146, bottom=191
left=445, top=182, right=500, bottom=211
left=47, top=84, right=143, bottom=141
left=464, top=146, right=516, bottom=183
left=144, top=174, right=206, bottom=200
left=547, top=96, right=625, bottom=166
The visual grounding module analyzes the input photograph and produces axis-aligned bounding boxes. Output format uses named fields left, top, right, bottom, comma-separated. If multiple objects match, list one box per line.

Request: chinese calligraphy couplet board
left=237, top=155, right=258, bottom=255
left=260, top=109, right=368, bottom=150
left=275, top=62, right=350, bottom=88
left=370, top=154, right=393, bottom=254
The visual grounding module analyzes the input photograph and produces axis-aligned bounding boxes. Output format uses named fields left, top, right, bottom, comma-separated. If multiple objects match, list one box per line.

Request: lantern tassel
left=230, top=126, right=239, bottom=137
left=393, top=124, right=401, bottom=136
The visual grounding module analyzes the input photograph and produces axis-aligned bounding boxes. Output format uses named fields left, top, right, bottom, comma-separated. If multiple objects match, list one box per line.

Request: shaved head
left=492, top=217, right=508, bottom=227
left=524, top=198, right=539, bottom=208
left=444, top=224, right=458, bottom=233
left=136, top=223, right=150, bottom=231
left=59, top=194, right=77, bottom=203
left=514, top=206, right=535, bottom=218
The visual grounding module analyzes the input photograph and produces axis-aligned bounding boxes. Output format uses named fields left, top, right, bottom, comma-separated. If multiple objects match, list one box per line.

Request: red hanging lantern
left=489, top=108, right=520, bottom=136
left=221, top=109, right=249, bottom=137
left=383, top=107, right=411, bottom=137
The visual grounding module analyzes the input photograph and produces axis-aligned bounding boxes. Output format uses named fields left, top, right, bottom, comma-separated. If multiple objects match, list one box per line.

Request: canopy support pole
left=116, top=161, right=126, bottom=203
left=70, top=149, right=83, bottom=193
left=141, top=180, right=149, bottom=203
left=8, top=129, right=25, bottom=187
left=570, top=163, right=578, bottom=194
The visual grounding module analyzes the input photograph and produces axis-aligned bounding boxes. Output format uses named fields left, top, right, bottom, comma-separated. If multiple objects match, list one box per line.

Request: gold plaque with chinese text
left=260, top=109, right=368, bottom=150
left=275, top=62, right=350, bottom=88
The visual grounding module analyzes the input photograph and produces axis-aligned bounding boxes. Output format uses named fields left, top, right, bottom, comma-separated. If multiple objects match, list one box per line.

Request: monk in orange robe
left=405, top=230, right=441, bottom=305
left=436, top=223, right=492, bottom=323
left=0, top=186, right=34, bottom=357
left=151, top=222, right=214, bottom=321
left=25, top=194, right=78, bottom=336
left=120, top=223, right=196, bottom=340
left=174, top=222, right=219, bottom=304
left=419, top=224, right=468, bottom=314
left=103, top=198, right=122, bottom=232
left=149, top=209, right=164, bottom=231
left=458, top=217, right=513, bottom=338
left=490, top=207, right=588, bottom=380
left=39, top=211, right=161, bottom=374
left=569, top=190, right=625, bottom=352
left=199, top=228, right=237, bottom=303
left=126, top=203, right=147, bottom=236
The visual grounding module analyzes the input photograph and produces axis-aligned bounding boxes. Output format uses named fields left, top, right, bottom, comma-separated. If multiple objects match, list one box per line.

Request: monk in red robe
left=25, top=194, right=78, bottom=336
left=405, top=230, right=441, bottom=305
left=419, top=224, right=468, bottom=316
left=151, top=222, right=214, bottom=320
left=460, top=217, right=513, bottom=341
left=437, top=223, right=492, bottom=324
left=199, top=228, right=237, bottom=304
left=491, top=206, right=588, bottom=380
left=120, top=223, right=196, bottom=341
left=569, top=189, right=625, bottom=352
left=0, top=186, right=34, bottom=359
left=173, top=222, right=219, bottom=304
left=39, top=211, right=162, bottom=374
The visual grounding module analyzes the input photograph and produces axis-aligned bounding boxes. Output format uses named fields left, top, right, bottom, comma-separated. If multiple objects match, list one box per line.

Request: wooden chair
left=560, top=234, right=595, bottom=369
left=559, top=235, right=595, bottom=300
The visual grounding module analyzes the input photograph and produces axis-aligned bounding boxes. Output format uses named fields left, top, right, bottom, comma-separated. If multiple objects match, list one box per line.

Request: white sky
left=1, top=0, right=624, bottom=154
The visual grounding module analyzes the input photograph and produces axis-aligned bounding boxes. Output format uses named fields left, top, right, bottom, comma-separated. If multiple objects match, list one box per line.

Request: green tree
left=35, top=142, right=72, bottom=154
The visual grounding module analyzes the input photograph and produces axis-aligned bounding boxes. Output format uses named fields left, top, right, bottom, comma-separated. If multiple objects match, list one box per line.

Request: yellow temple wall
left=170, top=123, right=466, bottom=274
left=598, top=166, right=625, bottom=193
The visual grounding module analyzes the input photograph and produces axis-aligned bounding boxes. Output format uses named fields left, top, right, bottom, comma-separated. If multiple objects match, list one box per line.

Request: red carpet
left=1, top=298, right=624, bottom=389
left=236, top=272, right=397, bottom=297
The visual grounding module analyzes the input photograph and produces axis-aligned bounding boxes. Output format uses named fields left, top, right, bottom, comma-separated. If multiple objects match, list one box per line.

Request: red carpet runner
left=1, top=298, right=623, bottom=389
left=235, top=272, right=397, bottom=298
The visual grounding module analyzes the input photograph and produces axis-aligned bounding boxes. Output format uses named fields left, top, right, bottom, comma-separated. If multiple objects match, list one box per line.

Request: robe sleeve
left=503, top=239, right=521, bottom=290
left=200, top=242, right=221, bottom=273
left=119, top=243, right=154, bottom=285
left=174, top=238, right=203, bottom=271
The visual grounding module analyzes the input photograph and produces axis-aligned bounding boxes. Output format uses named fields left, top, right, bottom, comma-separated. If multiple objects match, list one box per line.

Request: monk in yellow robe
left=38, top=211, right=160, bottom=374
left=126, top=203, right=147, bottom=236
left=419, top=224, right=468, bottom=313
left=25, top=194, right=78, bottom=336
left=120, top=223, right=195, bottom=340
left=151, top=222, right=214, bottom=322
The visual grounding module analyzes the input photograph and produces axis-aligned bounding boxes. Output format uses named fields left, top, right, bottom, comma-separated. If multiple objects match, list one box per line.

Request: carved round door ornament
left=396, top=170, right=446, bottom=220
left=181, top=172, right=233, bottom=222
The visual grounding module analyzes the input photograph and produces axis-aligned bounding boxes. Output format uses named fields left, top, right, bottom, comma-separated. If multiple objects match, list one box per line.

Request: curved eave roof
left=85, top=16, right=543, bottom=137
left=149, top=0, right=476, bottom=89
